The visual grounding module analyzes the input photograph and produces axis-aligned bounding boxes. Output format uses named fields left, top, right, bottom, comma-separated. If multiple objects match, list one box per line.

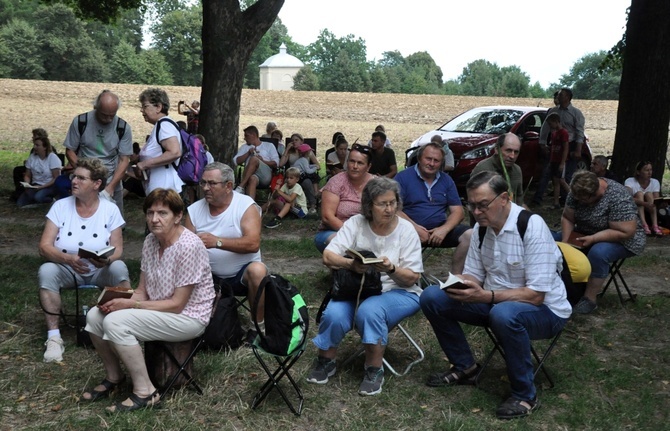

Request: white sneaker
left=234, top=186, right=245, bottom=194
left=43, top=336, right=64, bottom=363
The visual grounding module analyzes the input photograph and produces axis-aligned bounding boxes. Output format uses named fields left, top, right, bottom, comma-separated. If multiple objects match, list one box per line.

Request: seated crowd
left=29, top=100, right=656, bottom=419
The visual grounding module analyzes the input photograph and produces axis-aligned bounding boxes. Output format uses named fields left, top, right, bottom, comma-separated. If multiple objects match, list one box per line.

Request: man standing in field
left=64, top=90, right=133, bottom=213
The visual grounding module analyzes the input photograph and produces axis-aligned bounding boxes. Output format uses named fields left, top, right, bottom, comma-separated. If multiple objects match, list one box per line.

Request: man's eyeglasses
left=373, top=200, right=397, bottom=209
left=198, top=180, right=224, bottom=188
left=70, top=174, right=91, bottom=182
left=466, top=192, right=503, bottom=212
left=351, top=143, right=372, bottom=154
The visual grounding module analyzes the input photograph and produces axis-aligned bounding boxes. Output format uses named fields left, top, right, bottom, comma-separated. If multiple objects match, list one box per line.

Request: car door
left=514, top=111, right=546, bottom=186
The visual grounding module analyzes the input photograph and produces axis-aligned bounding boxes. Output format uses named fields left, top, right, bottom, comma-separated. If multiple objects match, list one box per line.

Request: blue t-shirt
left=396, top=165, right=462, bottom=230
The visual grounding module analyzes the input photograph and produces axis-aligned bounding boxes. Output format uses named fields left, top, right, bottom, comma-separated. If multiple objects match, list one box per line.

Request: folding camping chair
left=474, top=325, right=564, bottom=389
left=598, top=258, right=636, bottom=304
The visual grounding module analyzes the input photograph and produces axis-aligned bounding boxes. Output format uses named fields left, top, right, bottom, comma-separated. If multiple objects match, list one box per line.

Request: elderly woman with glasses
left=624, top=161, right=663, bottom=236
left=315, top=143, right=375, bottom=252
left=135, top=88, right=184, bottom=195
left=560, top=170, right=646, bottom=314
left=307, top=177, right=423, bottom=396
left=38, top=157, right=131, bottom=364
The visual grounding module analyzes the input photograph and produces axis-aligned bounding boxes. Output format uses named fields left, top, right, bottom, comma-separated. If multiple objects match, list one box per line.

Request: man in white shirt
left=233, top=125, right=279, bottom=200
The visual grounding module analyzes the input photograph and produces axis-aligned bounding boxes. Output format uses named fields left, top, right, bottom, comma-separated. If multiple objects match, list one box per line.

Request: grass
left=1, top=151, right=670, bottom=430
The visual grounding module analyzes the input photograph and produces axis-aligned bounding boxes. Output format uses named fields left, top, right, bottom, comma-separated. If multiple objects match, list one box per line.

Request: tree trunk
left=199, top=0, right=285, bottom=166
left=611, top=0, right=670, bottom=182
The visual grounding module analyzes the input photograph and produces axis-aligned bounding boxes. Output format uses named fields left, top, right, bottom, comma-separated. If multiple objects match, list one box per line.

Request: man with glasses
left=185, top=162, right=268, bottom=337
left=420, top=171, right=571, bottom=419
left=471, top=133, right=526, bottom=208
left=63, top=90, right=133, bottom=213
left=395, top=142, right=472, bottom=273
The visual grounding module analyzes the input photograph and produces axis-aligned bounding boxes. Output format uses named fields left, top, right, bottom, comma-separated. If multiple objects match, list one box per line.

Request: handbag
left=330, top=250, right=382, bottom=301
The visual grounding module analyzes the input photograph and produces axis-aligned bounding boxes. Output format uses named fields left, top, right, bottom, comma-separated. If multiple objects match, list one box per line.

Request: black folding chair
left=598, top=258, right=636, bottom=304
left=474, top=325, right=564, bottom=389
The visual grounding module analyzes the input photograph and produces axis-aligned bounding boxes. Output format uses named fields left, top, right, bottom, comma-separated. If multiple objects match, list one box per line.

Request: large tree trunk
left=199, top=0, right=285, bottom=166
left=611, top=0, right=670, bottom=182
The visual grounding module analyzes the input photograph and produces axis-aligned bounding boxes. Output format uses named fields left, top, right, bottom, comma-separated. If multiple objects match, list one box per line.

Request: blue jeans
left=17, top=186, right=56, bottom=207
left=551, top=231, right=634, bottom=279
left=312, top=289, right=420, bottom=350
left=314, top=230, right=337, bottom=253
left=420, top=285, right=567, bottom=401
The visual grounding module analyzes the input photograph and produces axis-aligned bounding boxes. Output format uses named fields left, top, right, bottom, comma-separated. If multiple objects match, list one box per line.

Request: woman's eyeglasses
left=351, top=143, right=371, bottom=154
left=69, top=174, right=91, bottom=182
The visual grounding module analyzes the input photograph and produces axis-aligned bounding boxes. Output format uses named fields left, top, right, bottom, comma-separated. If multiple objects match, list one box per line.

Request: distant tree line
left=0, top=0, right=622, bottom=100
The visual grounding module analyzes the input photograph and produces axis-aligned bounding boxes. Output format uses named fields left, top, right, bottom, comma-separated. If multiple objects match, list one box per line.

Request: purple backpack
left=156, top=118, right=208, bottom=185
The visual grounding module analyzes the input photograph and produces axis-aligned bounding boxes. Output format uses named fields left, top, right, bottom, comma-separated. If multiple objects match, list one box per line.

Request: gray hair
left=360, top=177, right=402, bottom=221
left=77, top=157, right=108, bottom=190
left=466, top=171, right=508, bottom=195
left=139, top=88, right=170, bottom=114
left=204, top=162, right=235, bottom=184
left=417, top=141, right=446, bottom=161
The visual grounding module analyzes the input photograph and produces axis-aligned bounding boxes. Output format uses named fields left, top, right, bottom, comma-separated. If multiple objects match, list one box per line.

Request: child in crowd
left=265, top=167, right=307, bottom=229
left=547, top=112, right=570, bottom=209
left=294, top=143, right=321, bottom=213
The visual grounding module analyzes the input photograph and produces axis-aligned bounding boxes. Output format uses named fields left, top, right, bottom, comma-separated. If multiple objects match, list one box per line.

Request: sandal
left=107, top=390, right=160, bottom=413
left=652, top=225, right=663, bottom=236
left=496, top=396, right=540, bottom=419
left=426, top=364, right=480, bottom=387
left=642, top=224, right=651, bottom=235
left=79, top=377, right=126, bottom=402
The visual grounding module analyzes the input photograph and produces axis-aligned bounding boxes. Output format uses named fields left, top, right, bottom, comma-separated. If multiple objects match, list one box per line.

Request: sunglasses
left=351, top=143, right=371, bottom=154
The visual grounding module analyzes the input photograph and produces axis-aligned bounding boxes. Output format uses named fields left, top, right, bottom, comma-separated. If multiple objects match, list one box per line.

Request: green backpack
left=253, top=274, right=309, bottom=356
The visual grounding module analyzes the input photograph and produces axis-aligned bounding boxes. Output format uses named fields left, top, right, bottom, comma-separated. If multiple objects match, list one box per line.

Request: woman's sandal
left=642, top=224, right=651, bottom=235
left=496, top=396, right=540, bottom=419
left=79, top=377, right=126, bottom=402
left=425, top=364, right=481, bottom=387
left=652, top=225, right=663, bottom=236
left=107, top=390, right=160, bottom=413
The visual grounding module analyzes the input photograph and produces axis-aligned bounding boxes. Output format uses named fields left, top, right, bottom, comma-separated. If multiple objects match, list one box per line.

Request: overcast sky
left=278, top=0, right=631, bottom=87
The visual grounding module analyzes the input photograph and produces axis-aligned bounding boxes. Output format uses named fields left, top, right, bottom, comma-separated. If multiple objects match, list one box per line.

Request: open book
left=327, top=161, right=344, bottom=170
left=439, top=273, right=469, bottom=290
left=345, top=248, right=384, bottom=265
left=97, top=286, right=134, bottom=305
left=20, top=182, right=39, bottom=189
left=78, top=245, right=115, bottom=260
left=653, top=196, right=670, bottom=204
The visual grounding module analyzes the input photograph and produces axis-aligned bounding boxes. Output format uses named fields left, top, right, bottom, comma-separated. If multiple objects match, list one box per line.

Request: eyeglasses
left=351, top=143, right=372, bottom=154
left=70, top=174, right=91, bottom=182
left=373, top=200, right=398, bottom=209
left=198, top=180, right=224, bottom=188
left=140, top=104, right=155, bottom=111
left=466, top=192, right=503, bottom=212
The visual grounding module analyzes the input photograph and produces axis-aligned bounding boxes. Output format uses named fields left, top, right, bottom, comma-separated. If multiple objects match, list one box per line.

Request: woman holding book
left=17, top=135, right=62, bottom=207
left=81, top=188, right=215, bottom=413
left=307, top=177, right=423, bottom=396
left=38, top=158, right=130, bottom=364
left=559, top=170, right=645, bottom=314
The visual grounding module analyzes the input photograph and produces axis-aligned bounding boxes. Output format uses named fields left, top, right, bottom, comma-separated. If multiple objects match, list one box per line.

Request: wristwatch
left=216, top=239, right=222, bottom=249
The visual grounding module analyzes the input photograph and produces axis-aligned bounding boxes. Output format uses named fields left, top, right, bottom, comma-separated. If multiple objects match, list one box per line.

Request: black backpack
left=76, top=112, right=127, bottom=153
left=203, top=280, right=244, bottom=350
left=478, top=210, right=584, bottom=305
left=253, top=274, right=309, bottom=356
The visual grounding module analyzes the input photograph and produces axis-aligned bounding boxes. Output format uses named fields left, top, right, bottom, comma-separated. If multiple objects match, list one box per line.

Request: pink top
left=319, top=171, right=373, bottom=231
left=141, top=228, right=215, bottom=325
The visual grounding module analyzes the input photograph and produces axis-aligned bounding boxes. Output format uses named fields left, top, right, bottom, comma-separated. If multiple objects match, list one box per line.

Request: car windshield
left=438, top=108, right=524, bottom=134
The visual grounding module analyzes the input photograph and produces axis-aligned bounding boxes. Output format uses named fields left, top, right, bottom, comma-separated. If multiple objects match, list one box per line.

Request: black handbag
left=330, top=250, right=382, bottom=301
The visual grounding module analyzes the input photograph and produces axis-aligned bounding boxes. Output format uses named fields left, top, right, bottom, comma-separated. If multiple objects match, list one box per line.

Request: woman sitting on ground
left=81, top=188, right=215, bottom=413
left=624, top=161, right=662, bottom=236
left=18, top=135, right=62, bottom=207
left=307, top=177, right=423, bottom=396
left=315, top=143, right=374, bottom=252
left=279, top=133, right=321, bottom=213
left=326, top=136, right=349, bottom=177
left=559, top=170, right=645, bottom=314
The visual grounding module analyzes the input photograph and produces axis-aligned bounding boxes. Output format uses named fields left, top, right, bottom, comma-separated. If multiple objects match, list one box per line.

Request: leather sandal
left=107, top=390, right=160, bottom=413
left=642, top=224, right=651, bottom=235
left=496, top=396, right=540, bottom=419
left=79, top=377, right=126, bottom=402
left=426, top=364, right=480, bottom=387
left=652, top=225, right=663, bottom=236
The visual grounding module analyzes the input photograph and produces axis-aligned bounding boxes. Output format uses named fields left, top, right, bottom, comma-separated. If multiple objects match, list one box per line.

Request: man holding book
left=420, top=171, right=571, bottom=419
left=395, top=142, right=472, bottom=273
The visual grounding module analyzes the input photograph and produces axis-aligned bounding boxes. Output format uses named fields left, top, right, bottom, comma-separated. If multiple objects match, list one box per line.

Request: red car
left=407, top=106, right=592, bottom=193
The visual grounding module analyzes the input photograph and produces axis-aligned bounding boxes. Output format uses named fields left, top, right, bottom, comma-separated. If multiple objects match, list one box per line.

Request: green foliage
left=139, top=48, right=173, bottom=85
left=0, top=0, right=41, bottom=25
left=307, top=29, right=368, bottom=74
left=110, top=40, right=145, bottom=83
left=292, top=65, right=319, bottom=91
left=458, top=59, right=532, bottom=97
left=151, top=3, right=203, bottom=86
left=0, top=19, right=45, bottom=79
left=557, top=51, right=621, bottom=100
left=320, top=50, right=371, bottom=93
left=529, top=81, right=549, bottom=98
left=40, top=0, right=144, bottom=24
left=244, top=17, right=292, bottom=89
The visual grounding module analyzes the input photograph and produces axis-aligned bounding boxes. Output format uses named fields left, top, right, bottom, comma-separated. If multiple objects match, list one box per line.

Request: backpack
left=253, top=274, right=309, bottom=356
left=77, top=112, right=127, bottom=153
left=478, top=210, right=583, bottom=305
left=203, top=280, right=244, bottom=350
left=155, top=117, right=208, bottom=185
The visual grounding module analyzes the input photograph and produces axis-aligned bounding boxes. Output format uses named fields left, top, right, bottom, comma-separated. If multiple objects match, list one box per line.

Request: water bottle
left=82, top=305, right=89, bottom=316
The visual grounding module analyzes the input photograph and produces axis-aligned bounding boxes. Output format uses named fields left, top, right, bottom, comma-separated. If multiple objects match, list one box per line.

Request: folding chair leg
left=474, top=327, right=506, bottom=387
left=151, top=339, right=204, bottom=397
left=251, top=346, right=304, bottom=416
left=600, top=259, right=636, bottom=305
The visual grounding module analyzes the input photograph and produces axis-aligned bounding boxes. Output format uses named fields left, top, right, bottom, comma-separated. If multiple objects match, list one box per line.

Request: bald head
left=496, top=133, right=521, bottom=168
left=94, top=90, right=120, bottom=125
